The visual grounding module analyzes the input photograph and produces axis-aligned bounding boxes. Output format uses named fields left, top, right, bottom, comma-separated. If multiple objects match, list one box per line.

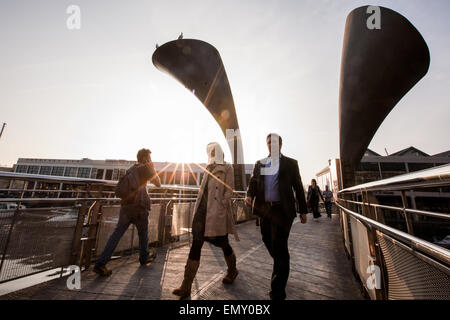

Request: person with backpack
left=172, top=142, right=239, bottom=298
left=307, top=179, right=324, bottom=222
left=93, top=148, right=161, bottom=276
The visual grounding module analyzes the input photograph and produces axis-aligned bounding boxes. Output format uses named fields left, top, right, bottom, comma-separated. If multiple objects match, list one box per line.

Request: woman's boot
left=172, top=259, right=200, bottom=297
left=223, top=252, right=238, bottom=284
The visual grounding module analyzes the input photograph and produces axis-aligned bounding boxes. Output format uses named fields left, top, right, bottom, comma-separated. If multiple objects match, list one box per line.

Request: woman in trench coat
left=173, top=142, right=240, bottom=298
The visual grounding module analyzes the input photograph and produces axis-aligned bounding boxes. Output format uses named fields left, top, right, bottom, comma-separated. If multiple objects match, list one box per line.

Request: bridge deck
left=1, top=214, right=364, bottom=300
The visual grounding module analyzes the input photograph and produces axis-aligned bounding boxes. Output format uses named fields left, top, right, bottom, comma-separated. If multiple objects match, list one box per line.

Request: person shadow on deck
left=245, top=133, right=308, bottom=301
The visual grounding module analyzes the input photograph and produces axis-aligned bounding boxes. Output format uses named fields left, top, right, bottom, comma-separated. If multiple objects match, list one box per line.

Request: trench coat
left=192, top=163, right=240, bottom=241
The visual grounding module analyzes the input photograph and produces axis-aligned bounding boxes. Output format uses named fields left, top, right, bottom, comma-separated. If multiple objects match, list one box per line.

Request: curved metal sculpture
left=152, top=39, right=246, bottom=190
left=339, top=6, right=430, bottom=172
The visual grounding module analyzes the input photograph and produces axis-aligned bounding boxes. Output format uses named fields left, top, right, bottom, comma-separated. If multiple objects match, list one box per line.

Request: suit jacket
left=246, top=154, right=308, bottom=219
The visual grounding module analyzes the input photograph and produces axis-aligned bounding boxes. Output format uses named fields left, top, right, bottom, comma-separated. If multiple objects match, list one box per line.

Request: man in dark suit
left=245, top=133, right=308, bottom=300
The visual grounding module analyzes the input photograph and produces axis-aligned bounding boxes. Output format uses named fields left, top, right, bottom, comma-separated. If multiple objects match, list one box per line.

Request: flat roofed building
left=316, top=147, right=450, bottom=192
left=0, top=166, right=13, bottom=189
left=12, top=158, right=254, bottom=187
left=316, top=147, right=450, bottom=214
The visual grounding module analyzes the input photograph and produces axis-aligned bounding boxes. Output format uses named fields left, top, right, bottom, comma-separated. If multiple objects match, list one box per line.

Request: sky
left=0, top=0, right=449, bottom=182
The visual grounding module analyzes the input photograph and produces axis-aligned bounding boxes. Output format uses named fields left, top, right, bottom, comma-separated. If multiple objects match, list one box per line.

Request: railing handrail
left=0, top=189, right=194, bottom=195
left=0, top=171, right=199, bottom=190
left=0, top=197, right=199, bottom=203
left=339, top=163, right=450, bottom=193
left=0, top=197, right=246, bottom=204
left=335, top=201, right=450, bottom=266
left=340, top=199, right=450, bottom=220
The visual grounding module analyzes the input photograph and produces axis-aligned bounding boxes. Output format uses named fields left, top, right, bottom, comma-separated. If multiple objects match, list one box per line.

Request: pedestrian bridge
left=0, top=166, right=449, bottom=300
left=0, top=214, right=363, bottom=300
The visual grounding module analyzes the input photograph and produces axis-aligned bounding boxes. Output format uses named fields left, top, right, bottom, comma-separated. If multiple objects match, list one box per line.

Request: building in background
left=316, top=146, right=450, bottom=213
left=0, top=166, right=13, bottom=189
left=12, top=157, right=254, bottom=187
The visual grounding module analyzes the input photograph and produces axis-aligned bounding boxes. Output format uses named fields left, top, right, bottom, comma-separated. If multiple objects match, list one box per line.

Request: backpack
left=115, top=165, right=141, bottom=201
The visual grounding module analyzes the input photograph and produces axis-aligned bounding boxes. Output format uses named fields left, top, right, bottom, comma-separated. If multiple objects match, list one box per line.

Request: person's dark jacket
left=307, top=185, right=324, bottom=205
left=246, top=154, right=308, bottom=219
left=122, top=163, right=156, bottom=211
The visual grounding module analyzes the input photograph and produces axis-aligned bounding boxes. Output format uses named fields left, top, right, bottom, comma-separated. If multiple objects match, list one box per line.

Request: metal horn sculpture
left=152, top=39, right=246, bottom=190
left=339, top=6, right=430, bottom=186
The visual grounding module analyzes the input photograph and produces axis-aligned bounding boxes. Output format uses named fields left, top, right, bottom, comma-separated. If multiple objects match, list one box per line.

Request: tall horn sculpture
left=339, top=6, right=430, bottom=187
left=152, top=39, right=246, bottom=190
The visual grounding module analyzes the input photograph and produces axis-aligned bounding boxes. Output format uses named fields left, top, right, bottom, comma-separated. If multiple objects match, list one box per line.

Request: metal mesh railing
left=348, top=215, right=377, bottom=300
left=337, top=164, right=450, bottom=300
left=0, top=172, right=249, bottom=285
left=377, top=232, right=450, bottom=299
left=338, top=202, right=450, bottom=300
left=234, top=200, right=250, bottom=222
left=171, top=202, right=195, bottom=238
left=0, top=198, right=249, bottom=284
left=0, top=207, right=78, bottom=283
left=95, top=205, right=138, bottom=255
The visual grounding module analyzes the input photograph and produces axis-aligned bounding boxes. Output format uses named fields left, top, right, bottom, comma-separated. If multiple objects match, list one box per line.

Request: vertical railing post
left=159, top=200, right=172, bottom=246
left=367, top=226, right=388, bottom=300
left=31, top=181, right=37, bottom=198
left=57, top=182, right=63, bottom=198
left=401, top=191, right=414, bottom=235
left=361, top=190, right=368, bottom=217
left=188, top=201, right=192, bottom=246
left=157, top=201, right=165, bottom=246
left=70, top=201, right=87, bottom=266
left=164, top=200, right=173, bottom=245
left=83, top=201, right=102, bottom=269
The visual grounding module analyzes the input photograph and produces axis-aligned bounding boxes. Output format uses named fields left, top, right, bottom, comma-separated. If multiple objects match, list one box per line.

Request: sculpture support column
left=152, top=39, right=247, bottom=190
left=338, top=6, right=430, bottom=188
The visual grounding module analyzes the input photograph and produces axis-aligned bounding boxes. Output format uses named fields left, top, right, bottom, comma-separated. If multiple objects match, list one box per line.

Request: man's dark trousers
left=96, top=204, right=149, bottom=267
left=260, top=203, right=294, bottom=300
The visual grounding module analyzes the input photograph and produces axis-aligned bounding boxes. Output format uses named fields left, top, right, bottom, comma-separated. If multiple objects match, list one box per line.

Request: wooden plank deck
left=0, top=214, right=364, bottom=300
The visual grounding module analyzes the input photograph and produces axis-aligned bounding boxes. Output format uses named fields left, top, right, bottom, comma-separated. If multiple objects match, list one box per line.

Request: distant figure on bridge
left=173, top=142, right=239, bottom=298
left=245, top=133, right=308, bottom=300
left=307, top=179, right=324, bottom=222
left=323, top=185, right=333, bottom=219
left=93, top=148, right=161, bottom=276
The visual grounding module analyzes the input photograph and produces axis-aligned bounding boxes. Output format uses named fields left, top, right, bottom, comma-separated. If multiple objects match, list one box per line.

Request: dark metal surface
left=152, top=39, right=246, bottom=190
left=152, top=39, right=239, bottom=135
left=339, top=6, right=430, bottom=168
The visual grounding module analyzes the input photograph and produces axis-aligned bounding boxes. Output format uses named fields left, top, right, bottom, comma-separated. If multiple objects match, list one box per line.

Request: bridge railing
left=0, top=172, right=250, bottom=284
left=337, top=164, right=450, bottom=300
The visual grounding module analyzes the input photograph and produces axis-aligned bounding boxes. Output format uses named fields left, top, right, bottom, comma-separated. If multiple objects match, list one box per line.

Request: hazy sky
left=0, top=0, right=449, bottom=182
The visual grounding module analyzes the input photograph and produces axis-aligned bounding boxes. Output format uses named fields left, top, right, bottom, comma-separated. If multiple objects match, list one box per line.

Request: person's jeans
left=325, top=201, right=332, bottom=218
left=96, top=205, right=149, bottom=267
